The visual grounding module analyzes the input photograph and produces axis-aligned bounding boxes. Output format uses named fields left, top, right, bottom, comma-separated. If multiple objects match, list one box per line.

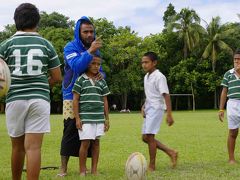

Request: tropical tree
left=39, top=11, right=74, bottom=29
left=106, top=27, right=142, bottom=110
left=202, top=16, right=233, bottom=108
left=163, top=3, right=176, bottom=27
left=168, top=8, right=205, bottom=59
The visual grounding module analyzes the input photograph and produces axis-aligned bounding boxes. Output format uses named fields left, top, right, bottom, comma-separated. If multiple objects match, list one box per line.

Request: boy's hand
left=76, top=118, right=82, bottom=130
left=166, top=114, right=174, bottom=126
left=218, top=111, right=224, bottom=122
left=104, top=120, right=110, bottom=132
left=141, top=105, right=145, bottom=118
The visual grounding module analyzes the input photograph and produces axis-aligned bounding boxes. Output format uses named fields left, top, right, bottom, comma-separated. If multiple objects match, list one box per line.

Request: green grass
left=1, top=111, right=240, bottom=179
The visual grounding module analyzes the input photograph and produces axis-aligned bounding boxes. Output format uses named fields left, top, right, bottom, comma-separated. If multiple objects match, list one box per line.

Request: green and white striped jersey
left=0, top=31, right=61, bottom=103
left=72, top=73, right=110, bottom=124
left=221, top=68, right=240, bottom=99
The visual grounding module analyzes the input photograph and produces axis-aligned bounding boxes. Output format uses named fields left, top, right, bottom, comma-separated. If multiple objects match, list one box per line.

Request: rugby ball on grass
left=125, top=152, right=147, bottom=180
left=0, top=58, right=11, bottom=97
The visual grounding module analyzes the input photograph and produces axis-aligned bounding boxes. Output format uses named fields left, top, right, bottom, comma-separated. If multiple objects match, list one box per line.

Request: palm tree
left=168, top=8, right=205, bottom=59
left=202, top=16, right=233, bottom=108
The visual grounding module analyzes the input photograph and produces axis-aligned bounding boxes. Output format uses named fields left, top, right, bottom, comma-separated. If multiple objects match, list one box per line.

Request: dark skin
left=141, top=56, right=177, bottom=171
left=73, top=57, right=109, bottom=176
left=80, top=23, right=103, bottom=81
left=59, top=23, right=103, bottom=176
left=218, top=53, right=240, bottom=164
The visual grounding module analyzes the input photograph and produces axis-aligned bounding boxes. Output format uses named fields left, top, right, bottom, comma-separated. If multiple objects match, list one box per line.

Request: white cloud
left=0, top=0, right=239, bottom=37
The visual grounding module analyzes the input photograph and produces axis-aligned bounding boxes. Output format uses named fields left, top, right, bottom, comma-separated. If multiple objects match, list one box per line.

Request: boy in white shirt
left=141, top=52, right=178, bottom=171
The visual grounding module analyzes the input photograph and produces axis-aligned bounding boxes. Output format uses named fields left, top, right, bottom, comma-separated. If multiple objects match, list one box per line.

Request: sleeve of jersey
left=221, top=72, right=228, bottom=87
left=47, top=42, right=61, bottom=69
left=102, top=80, right=110, bottom=96
left=157, top=75, right=169, bottom=95
left=64, top=45, right=93, bottom=74
left=72, top=77, right=82, bottom=94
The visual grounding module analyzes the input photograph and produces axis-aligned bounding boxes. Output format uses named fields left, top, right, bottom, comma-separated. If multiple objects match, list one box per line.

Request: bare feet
left=57, top=168, right=67, bottom=177
left=80, top=172, right=86, bottom=176
left=229, top=160, right=237, bottom=164
left=91, top=171, right=99, bottom=176
left=170, top=151, right=178, bottom=168
left=148, top=166, right=155, bottom=172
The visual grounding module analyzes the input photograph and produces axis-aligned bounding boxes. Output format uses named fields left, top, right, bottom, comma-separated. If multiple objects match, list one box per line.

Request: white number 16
left=12, top=49, right=43, bottom=75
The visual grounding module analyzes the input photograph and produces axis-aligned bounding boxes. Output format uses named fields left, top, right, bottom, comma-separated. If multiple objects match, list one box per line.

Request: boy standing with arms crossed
left=219, top=49, right=240, bottom=164
left=73, top=55, right=110, bottom=176
left=141, top=52, right=178, bottom=171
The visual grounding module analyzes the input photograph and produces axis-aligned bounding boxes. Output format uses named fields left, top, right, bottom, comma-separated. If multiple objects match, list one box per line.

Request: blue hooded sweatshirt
left=62, top=16, right=103, bottom=100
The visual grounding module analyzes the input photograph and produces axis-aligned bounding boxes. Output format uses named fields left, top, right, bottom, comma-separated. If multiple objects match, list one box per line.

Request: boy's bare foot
left=148, top=166, right=155, bottom=172
left=228, top=160, right=237, bottom=164
left=170, top=151, right=178, bottom=168
left=80, top=172, right=86, bottom=176
left=91, top=171, right=99, bottom=176
left=57, top=168, right=67, bottom=177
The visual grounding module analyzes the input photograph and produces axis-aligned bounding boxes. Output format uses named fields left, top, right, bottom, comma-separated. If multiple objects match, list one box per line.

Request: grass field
left=1, top=110, right=240, bottom=179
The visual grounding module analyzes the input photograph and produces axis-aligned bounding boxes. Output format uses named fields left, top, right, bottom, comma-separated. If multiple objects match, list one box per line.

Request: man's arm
left=219, top=87, right=228, bottom=122
left=48, top=67, right=62, bottom=87
left=163, top=93, right=174, bottom=126
left=64, top=38, right=102, bottom=75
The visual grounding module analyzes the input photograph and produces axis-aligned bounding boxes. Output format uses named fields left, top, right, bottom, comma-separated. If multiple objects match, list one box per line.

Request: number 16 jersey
left=0, top=31, right=61, bottom=103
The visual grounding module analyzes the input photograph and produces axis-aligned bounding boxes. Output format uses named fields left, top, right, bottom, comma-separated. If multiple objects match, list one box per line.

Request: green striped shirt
left=72, top=73, right=110, bottom=124
left=0, top=32, right=61, bottom=103
left=221, top=68, right=240, bottom=99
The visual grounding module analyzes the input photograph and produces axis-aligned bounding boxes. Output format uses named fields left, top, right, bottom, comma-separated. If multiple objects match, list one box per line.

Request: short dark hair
left=143, top=52, right=158, bottom=61
left=80, top=19, right=93, bottom=27
left=14, top=3, right=40, bottom=31
left=234, top=48, right=240, bottom=55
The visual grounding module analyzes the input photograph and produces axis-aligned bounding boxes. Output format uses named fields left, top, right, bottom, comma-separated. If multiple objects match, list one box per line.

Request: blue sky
left=0, top=0, right=239, bottom=37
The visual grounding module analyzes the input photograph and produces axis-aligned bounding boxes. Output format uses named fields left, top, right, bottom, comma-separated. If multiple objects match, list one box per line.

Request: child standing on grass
left=141, top=52, right=178, bottom=171
left=0, top=3, right=62, bottom=179
left=73, top=55, right=110, bottom=176
left=219, top=49, right=240, bottom=164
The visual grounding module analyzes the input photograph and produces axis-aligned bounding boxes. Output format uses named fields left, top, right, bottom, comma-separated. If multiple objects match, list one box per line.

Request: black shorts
left=60, top=118, right=91, bottom=157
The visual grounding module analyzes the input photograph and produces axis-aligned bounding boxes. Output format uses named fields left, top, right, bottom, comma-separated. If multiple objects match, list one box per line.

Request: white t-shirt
left=144, top=69, right=169, bottom=110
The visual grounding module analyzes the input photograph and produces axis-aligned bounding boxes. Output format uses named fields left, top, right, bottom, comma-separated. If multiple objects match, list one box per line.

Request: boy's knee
left=92, top=140, right=100, bottom=147
left=142, top=135, right=147, bottom=143
left=229, top=129, right=238, bottom=139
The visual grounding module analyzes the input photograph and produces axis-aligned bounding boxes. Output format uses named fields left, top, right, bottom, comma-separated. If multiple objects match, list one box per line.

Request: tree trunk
left=175, top=97, right=178, bottom=110
left=120, top=93, right=128, bottom=110
left=184, top=41, right=188, bottom=59
left=191, top=83, right=195, bottom=111
left=212, top=61, right=217, bottom=109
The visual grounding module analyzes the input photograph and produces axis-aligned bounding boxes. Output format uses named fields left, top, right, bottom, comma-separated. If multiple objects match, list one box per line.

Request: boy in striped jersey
left=73, top=55, right=110, bottom=176
left=0, top=3, right=62, bottom=179
left=219, top=49, right=240, bottom=164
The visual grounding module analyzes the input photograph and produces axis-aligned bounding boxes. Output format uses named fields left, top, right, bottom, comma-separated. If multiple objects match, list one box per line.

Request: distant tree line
left=1, top=3, right=240, bottom=112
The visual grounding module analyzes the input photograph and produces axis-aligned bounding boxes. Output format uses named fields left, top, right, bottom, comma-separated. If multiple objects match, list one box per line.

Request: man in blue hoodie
left=58, top=16, right=103, bottom=176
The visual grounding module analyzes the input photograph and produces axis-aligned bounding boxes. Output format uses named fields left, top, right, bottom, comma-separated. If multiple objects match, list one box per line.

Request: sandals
left=56, top=173, right=67, bottom=177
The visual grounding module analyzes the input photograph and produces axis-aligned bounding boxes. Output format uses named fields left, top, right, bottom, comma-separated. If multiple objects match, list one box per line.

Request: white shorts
left=142, top=105, right=164, bottom=134
left=227, top=99, right=240, bottom=129
left=6, top=99, right=50, bottom=137
left=78, top=123, right=104, bottom=140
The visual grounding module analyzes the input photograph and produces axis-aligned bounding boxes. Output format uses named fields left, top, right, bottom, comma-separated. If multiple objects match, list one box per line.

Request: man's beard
left=82, top=39, right=92, bottom=49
